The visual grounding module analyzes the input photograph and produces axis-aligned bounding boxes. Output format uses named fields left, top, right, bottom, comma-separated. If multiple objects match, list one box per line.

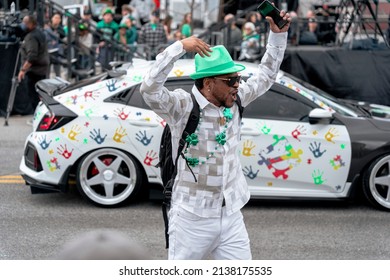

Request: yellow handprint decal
left=242, top=140, right=256, bottom=157
left=173, top=69, right=184, bottom=77
left=113, top=126, right=128, bottom=143
left=324, top=128, right=339, bottom=144
left=68, top=125, right=82, bottom=142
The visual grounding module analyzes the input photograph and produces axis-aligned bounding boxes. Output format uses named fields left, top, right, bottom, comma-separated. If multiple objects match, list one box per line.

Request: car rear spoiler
left=35, top=77, right=70, bottom=97
left=35, top=79, right=78, bottom=120
left=35, top=69, right=128, bottom=97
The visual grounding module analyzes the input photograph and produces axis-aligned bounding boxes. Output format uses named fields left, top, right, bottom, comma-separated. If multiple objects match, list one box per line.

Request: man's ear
left=204, top=77, right=213, bottom=92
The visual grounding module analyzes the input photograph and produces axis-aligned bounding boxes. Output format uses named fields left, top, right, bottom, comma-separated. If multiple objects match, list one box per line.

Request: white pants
left=168, top=206, right=252, bottom=260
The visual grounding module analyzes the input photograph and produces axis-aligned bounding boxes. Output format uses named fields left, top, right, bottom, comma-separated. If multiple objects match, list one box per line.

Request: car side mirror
left=309, top=108, right=334, bottom=124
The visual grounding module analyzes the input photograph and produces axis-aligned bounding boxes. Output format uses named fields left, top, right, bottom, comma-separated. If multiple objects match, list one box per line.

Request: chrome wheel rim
left=369, top=156, right=390, bottom=209
left=79, top=148, right=136, bottom=205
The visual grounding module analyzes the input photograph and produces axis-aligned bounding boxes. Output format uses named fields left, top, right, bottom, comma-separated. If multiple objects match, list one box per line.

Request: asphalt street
left=1, top=115, right=390, bottom=260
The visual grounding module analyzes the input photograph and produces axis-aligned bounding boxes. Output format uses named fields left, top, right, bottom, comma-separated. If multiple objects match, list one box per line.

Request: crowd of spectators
left=43, top=1, right=200, bottom=77
left=41, top=1, right=342, bottom=78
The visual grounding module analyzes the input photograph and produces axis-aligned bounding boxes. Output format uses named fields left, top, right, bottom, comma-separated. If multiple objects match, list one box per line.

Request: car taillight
left=25, top=142, right=43, bottom=172
left=37, top=112, right=76, bottom=131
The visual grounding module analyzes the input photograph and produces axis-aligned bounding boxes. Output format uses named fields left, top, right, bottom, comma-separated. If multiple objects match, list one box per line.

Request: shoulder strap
left=172, top=94, right=199, bottom=170
left=166, top=94, right=200, bottom=187
left=235, top=94, right=244, bottom=119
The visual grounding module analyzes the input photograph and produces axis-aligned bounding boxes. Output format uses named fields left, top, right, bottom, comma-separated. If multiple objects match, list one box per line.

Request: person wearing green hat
left=96, top=8, right=119, bottom=69
left=141, top=8, right=291, bottom=260
left=114, top=22, right=137, bottom=61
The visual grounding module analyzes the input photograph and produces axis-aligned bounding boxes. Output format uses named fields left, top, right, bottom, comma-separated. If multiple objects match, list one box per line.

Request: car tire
left=76, top=148, right=142, bottom=207
left=362, top=154, right=390, bottom=211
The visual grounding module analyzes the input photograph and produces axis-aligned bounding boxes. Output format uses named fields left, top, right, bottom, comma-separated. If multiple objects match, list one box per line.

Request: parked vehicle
left=20, top=59, right=390, bottom=211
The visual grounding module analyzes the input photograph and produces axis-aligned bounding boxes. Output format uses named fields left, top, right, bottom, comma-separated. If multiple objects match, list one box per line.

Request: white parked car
left=20, top=59, right=390, bottom=211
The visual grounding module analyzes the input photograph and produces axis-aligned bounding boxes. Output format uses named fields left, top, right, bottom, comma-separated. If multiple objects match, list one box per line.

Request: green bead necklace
left=184, top=108, right=233, bottom=167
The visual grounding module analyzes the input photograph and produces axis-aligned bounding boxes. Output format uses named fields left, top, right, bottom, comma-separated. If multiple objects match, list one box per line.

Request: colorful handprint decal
left=106, top=79, right=120, bottom=92
left=291, top=125, right=307, bottom=141
left=113, top=126, right=128, bottom=143
left=38, top=135, right=52, bottom=150
left=309, top=141, right=327, bottom=158
left=57, top=144, right=74, bottom=159
left=114, top=107, right=130, bottom=120
left=144, top=150, right=158, bottom=166
left=242, top=166, right=259, bottom=179
left=325, top=128, right=339, bottom=144
left=136, top=130, right=153, bottom=146
left=90, top=129, right=107, bottom=144
left=68, top=125, right=82, bottom=142
left=242, top=140, right=256, bottom=157
left=312, top=169, right=326, bottom=185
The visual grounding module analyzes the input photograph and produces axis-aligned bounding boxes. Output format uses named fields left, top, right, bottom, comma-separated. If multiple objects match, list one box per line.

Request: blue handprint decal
left=89, top=129, right=107, bottom=144
left=106, top=79, right=120, bottom=92
left=135, top=130, right=153, bottom=146
left=242, top=165, right=259, bottom=180
left=38, top=135, right=52, bottom=150
left=309, top=141, right=327, bottom=158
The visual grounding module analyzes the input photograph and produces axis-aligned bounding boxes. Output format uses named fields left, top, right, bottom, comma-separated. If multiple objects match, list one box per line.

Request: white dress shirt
left=141, top=31, right=287, bottom=218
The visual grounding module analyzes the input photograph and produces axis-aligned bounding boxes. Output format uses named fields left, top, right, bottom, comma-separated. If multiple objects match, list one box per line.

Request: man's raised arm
left=140, top=37, right=211, bottom=125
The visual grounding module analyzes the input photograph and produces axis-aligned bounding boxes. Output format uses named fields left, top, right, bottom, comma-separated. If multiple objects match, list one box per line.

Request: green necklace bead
left=223, top=108, right=233, bottom=121
left=187, top=157, right=199, bottom=167
left=215, top=131, right=227, bottom=145
left=185, top=133, right=199, bottom=146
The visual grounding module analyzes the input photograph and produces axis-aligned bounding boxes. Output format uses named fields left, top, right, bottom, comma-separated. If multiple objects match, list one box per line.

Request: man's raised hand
left=181, top=36, right=212, bottom=57
left=266, top=6, right=292, bottom=33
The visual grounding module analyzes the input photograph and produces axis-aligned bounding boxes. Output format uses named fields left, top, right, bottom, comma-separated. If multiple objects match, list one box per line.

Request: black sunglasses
left=213, top=75, right=242, bottom=87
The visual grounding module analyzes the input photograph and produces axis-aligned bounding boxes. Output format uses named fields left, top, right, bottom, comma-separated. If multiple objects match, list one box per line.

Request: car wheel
left=363, top=154, right=390, bottom=211
left=76, top=148, right=142, bottom=207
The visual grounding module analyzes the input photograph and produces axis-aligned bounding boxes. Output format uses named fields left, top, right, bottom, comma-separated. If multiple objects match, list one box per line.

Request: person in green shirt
left=97, top=9, right=119, bottom=41
left=96, top=8, right=119, bottom=69
left=114, top=22, right=137, bottom=45
left=180, top=13, right=192, bottom=38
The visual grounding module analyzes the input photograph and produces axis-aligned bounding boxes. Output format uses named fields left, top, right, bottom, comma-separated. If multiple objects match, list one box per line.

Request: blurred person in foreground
left=18, top=15, right=49, bottom=114
left=55, top=230, right=151, bottom=260
left=140, top=7, right=291, bottom=260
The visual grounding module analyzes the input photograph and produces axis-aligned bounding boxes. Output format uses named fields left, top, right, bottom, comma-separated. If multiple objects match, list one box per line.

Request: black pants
left=26, top=72, right=46, bottom=111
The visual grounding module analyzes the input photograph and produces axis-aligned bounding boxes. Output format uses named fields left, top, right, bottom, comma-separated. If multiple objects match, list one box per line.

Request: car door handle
left=128, top=120, right=159, bottom=127
left=241, top=128, right=261, bottom=136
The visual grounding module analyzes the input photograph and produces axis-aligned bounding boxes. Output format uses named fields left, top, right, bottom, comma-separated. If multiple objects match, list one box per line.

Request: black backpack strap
left=162, top=93, right=200, bottom=249
left=235, top=94, right=244, bottom=119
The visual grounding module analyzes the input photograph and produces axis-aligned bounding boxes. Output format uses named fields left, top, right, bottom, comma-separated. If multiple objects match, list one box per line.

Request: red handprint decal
left=114, top=108, right=130, bottom=120
left=291, top=125, right=307, bottom=141
left=57, top=144, right=74, bottom=159
left=144, top=150, right=158, bottom=166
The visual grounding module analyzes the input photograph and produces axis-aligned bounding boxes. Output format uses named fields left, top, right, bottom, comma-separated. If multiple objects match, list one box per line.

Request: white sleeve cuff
left=268, top=31, right=288, bottom=48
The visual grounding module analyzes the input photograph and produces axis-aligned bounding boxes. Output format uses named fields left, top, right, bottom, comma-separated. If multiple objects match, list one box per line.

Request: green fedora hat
left=189, top=45, right=245, bottom=80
